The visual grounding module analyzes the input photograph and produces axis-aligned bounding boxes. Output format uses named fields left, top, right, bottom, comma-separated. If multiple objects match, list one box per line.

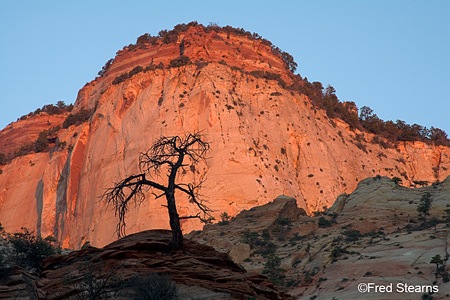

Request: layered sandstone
left=190, top=176, right=450, bottom=299
left=0, top=25, right=449, bottom=249
left=0, top=230, right=293, bottom=300
left=0, top=113, right=68, bottom=156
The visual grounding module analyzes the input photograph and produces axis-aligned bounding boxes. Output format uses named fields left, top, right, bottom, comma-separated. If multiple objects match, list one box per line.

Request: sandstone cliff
left=0, top=25, right=449, bottom=249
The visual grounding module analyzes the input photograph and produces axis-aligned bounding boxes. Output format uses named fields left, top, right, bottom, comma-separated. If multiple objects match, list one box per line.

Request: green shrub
left=242, top=230, right=277, bottom=257
left=275, top=217, right=292, bottom=227
left=262, top=254, right=286, bottom=286
left=344, top=229, right=361, bottom=242
left=430, top=254, right=443, bottom=274
left=331, top=246, right=349, bottom=258
left=278, top=78, right=287, bottom=88
left=417, top=192, right=432, bottom=225
left=242, top=230, right=261, bottom=248
left=261, top=228, right=270, bottom=241
left=7, top=228, right=56, bottom=272
left=318, top=217, right=332, bottom=228
left=248, top=71, right=285, bottom=89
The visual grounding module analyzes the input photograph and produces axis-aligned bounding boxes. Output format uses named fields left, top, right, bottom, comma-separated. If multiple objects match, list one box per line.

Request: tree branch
left=175, top=180, right=212, bottom=216
left=179, top=213, right=201, bottom=220
left=101, top=173, right=168, bottom=238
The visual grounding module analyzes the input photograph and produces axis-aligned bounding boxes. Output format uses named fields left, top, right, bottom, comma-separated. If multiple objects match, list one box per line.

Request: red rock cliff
left=0, top=25, right=449, bottom=249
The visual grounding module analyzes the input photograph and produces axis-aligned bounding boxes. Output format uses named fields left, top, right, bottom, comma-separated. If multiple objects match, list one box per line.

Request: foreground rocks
left=0, top=230, right=293, bottom=300
left=190, top=176, right=450, bottom=299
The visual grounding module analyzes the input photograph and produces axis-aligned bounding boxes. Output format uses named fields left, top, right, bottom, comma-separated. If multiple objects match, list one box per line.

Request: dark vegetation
left=248, top=70, right=287, bottom=88
left=0, top=103, right=92, bottom=165
left=0, top=226, right=58, bottom=275
left=5, top=22, right=446, bottom=169
left=34, top=125, right=62, bottom=153
left=123, top=21, right=297, bottom=72
left=17, top=101, right=73, bottom=122
left=111, top=21, right=298, bottom=85
left=242, top=229, right=277, bottom=258
left=0, top=226, right=179, bottom=299
left=98, top=58, right=114, bottom=77
left=218, top=212, right=231, bottom=226
left=110, top=22, right=449, bottom=147
left=169, top=55, right=191, bottom=68
left=112, top=63, right=164, bottom=85
left=62, top=108, right=93, bottom=128
left=7, top=228, right=57, bottom=273
left=63, top=260, right=126, bottom=300
left=63, top=264, right=179, bottom=300
left=126, top=272, right=178, bottom=300
left=287, top=79, right=450, bottom=146
left=417, top=192, right=433, bottom=225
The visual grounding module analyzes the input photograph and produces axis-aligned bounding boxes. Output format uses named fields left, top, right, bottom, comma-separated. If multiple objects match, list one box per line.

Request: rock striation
left=0, top=25, right=449, bottom=249
left=190, top=176, right=450, bottom=299
left=0, top=230, right=293, bottom=300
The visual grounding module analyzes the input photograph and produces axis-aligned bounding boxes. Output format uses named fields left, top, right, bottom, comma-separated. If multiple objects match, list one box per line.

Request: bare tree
left=102, top=132, right=211, bottom=250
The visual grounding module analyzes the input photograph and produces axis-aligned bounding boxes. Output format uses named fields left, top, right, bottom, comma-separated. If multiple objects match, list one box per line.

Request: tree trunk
left=166, top=192, right=183, bottom=250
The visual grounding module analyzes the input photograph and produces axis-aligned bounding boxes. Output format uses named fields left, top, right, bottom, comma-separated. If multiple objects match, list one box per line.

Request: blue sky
left=1, top=0, right=449, bottom=134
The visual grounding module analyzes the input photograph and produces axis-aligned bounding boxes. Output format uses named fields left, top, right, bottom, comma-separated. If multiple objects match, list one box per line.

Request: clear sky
left=1, top=0, right=449, bottom=134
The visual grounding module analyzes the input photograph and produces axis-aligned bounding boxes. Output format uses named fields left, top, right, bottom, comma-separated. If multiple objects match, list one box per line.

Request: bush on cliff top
left=109, top=22, right=449, bottom=147
left=17, top=101, right=73, bottom=122
left=289, top=77, right=450, bottom=146
left=122, top=22, right=297, bottom=73
left=62, top=108, right=92, bottom=128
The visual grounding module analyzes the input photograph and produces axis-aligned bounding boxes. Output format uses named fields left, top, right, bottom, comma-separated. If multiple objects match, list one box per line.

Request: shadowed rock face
left=189, top=176, right=450, bottom=299
left=32, top=230, right=292, bottom=300
left=0, top=25, right=449, bottom=249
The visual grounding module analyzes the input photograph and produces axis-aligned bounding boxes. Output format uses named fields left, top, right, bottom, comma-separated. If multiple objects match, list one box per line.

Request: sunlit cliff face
left=0, top=25, right=449, bottom=249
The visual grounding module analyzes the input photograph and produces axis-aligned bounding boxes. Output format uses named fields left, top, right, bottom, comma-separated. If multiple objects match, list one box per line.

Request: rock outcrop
left=0, top=230, right=293, bottom=300
left=0, top=113, right=68, bottom=156
left=0, top=25, right=449, bottom=249
left=190, top=176, right=450, bottom=299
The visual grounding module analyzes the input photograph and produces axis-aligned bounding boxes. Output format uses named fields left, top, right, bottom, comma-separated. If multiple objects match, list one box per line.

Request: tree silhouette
left=102, top=132, right=211, bottom=250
